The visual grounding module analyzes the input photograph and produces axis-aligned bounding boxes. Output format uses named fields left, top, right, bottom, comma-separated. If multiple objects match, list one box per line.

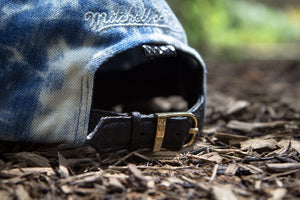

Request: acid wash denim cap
left=0, top=0, right=206, bottom=152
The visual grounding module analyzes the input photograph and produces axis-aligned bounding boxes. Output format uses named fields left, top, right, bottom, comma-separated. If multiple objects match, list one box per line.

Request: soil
left=0, top=60, right=299, bottom=200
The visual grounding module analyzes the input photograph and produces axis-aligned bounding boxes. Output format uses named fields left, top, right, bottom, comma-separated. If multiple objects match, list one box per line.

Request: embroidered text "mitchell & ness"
left=84, top=6, right=182, bottom=32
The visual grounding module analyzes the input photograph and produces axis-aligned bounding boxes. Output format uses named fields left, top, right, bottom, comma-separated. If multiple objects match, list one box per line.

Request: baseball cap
left=0, top=0, right=206, bottom=153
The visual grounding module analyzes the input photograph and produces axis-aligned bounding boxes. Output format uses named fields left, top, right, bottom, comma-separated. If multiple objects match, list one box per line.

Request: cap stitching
left=84, top=6, right=183, bottom=33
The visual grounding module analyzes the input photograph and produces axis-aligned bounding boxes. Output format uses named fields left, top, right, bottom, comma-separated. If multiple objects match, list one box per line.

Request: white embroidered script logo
left=84, top=7, right=182, bottom=32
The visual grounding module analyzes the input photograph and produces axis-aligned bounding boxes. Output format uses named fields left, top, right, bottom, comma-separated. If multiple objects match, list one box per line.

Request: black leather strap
left=130, top=112, right=142, bottom=149
left=86, top=95, right=205, bottom=154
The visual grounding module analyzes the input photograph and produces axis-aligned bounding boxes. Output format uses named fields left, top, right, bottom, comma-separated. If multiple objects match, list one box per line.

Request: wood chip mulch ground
left=0, top=60, right=299, bottom=200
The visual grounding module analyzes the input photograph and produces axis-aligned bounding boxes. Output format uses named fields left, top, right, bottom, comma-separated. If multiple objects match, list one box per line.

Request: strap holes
left=140, top=132, right=145, bottom=136
left=176, top=132, right=180, bottom=136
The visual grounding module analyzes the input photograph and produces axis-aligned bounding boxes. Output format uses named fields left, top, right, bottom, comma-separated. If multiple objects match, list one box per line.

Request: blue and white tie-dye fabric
left=0, top=0, right=206, bottom=146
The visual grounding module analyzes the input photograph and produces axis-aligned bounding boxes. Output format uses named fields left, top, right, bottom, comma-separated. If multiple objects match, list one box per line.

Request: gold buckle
left=153, top=112, right=199, bottom=152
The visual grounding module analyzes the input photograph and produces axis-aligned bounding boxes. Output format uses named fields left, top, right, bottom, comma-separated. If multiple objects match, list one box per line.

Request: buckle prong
left=153, top=112, right=199, bottom=152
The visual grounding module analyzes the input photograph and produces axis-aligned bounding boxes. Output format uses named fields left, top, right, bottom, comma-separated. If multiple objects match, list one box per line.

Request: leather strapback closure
left=87, top=45, right=206, bottom=153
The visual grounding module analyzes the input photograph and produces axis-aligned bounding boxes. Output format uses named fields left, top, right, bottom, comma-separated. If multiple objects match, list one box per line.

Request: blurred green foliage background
left=167, top=0, right=300, bottom=60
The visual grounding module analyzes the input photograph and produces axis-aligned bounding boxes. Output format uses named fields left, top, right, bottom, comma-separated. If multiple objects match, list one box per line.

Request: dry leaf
left=225, top=163, right=239, bottom=175
left=239, top=164, right=264, bottom=174
left=108, top=177, right=125, bottom=192
left=59, top=171, right=102, bottom=185
left=58, top=152, right=69, bottom=178
left=266, top=163, right=300, bottom=172
left=15, top=185, right=31, bottom=200
left=278, top=139, right=300, bottom=154
left=128, top=163, right=149, bottom=191
left=0, top=190, right=13, bottom=200
left=227, top=120, right=289, bottom=133
left=265, top=188, right=287, bottom=200
left=14, top=152, right=51, bottom=167
left=1, top=167, right=55, bottom=177
left=210, top=164, right=219, bottom=182
left=240, top=138, right=277, bottom=151
left=189, top=152, right=223, bottom=164
left=214, top=132, right=249, bottom=145
left=212, top=185, right=238, bottom=200
left=60, top=185, right=73, bottom=194
left=225, top=100, right=250, bottom=115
